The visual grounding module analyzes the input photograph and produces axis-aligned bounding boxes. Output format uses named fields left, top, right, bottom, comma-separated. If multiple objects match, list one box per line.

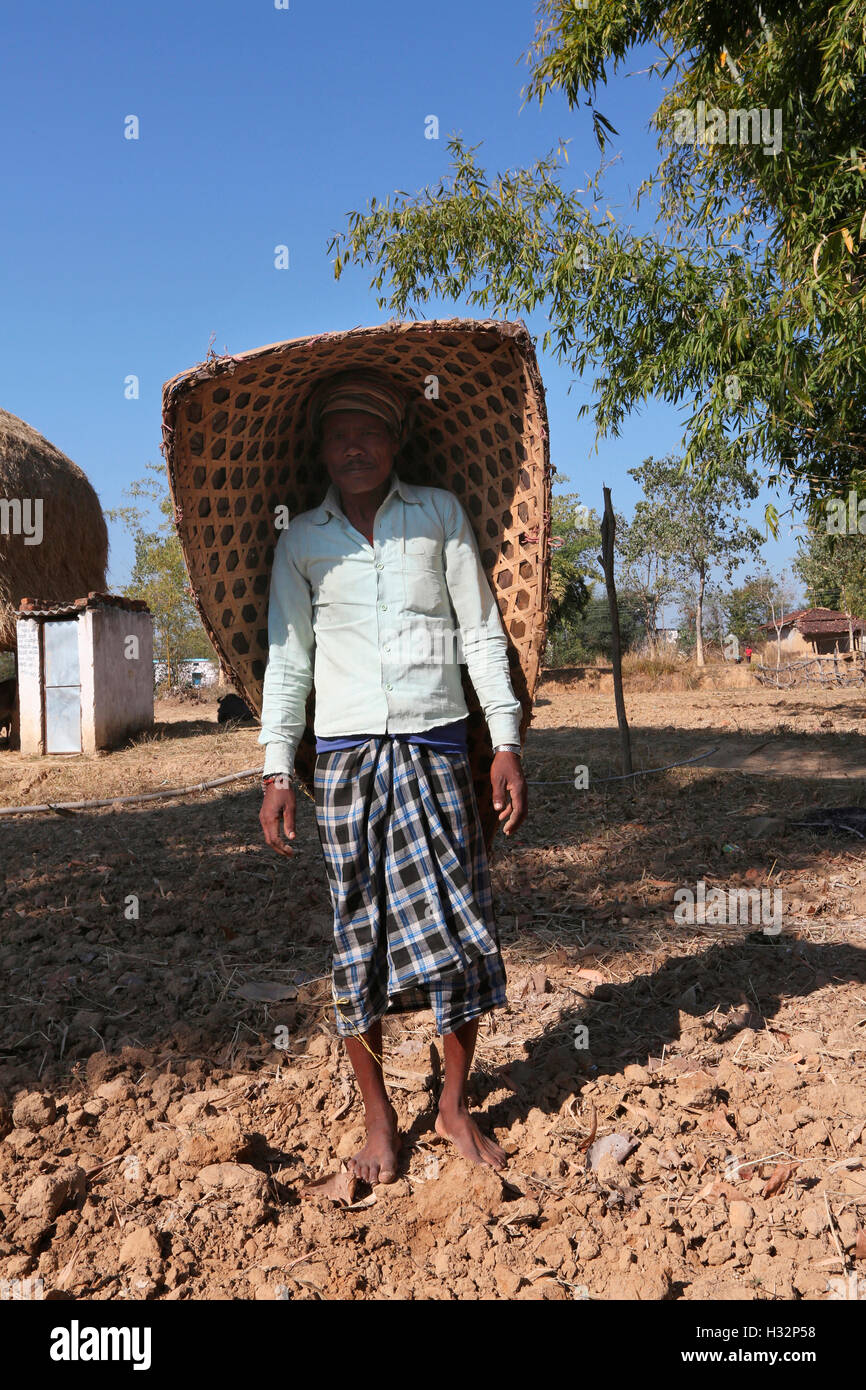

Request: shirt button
left=385, top=683, right=393, bottom=691
left=375, top=562, right=384, bottom=570
left=380, top=603, right=387, bottom=611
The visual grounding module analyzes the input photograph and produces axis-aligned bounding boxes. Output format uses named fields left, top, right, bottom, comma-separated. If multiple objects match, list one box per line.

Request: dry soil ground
left=0, top=677, right=864, bottom=1301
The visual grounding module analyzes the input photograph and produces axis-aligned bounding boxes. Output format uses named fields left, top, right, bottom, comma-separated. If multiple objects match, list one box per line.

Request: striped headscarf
left=308, top=369, right=409, bottom=442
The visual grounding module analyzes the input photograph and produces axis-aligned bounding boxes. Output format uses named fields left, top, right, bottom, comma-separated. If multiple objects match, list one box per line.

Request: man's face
left=320, top=410, right=397, bottom=497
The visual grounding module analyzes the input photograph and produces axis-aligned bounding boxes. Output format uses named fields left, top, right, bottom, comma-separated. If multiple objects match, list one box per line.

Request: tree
left=723, top=577, right=775, bottom=648
left=106, top=463, right=215, bottom=687
left=681, top=581, right=729, bottom=657
left=624, top=442, right=764, bottom=664
left=546, top=481, right=602, bottom=642
left=330, top=2, right=866, bottom=518
left=749, top=569, right=800, bottom=666
left=616, top=513, right=678, bottom=652
left=794, top=526, right=866, bottom=651
left=547, top=589, right=646, bottom=664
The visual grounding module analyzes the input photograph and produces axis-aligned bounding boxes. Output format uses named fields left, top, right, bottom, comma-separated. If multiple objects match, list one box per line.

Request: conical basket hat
left=161, top=318, right=552, bottom=851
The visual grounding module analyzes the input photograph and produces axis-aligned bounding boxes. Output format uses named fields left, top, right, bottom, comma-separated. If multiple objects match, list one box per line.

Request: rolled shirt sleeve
left=257, top=526, right=315, bottom=776
left=441, top=492, right=523, bottom=747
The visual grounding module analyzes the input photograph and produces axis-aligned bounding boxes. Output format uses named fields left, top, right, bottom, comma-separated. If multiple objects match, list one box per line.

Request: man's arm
left=440, top=491, right=523, bottom=748
left=258, top=526, right=315, bottom=777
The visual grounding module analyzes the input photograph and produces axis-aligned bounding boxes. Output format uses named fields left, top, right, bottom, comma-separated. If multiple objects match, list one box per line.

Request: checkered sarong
left=313, top=736, right=507, bottom=1036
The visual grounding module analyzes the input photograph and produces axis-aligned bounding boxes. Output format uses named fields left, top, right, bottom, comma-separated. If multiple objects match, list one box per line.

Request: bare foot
left=349, top=1102, right=400, bottom=1185
left=435, top=1103, right=507, bottom=1169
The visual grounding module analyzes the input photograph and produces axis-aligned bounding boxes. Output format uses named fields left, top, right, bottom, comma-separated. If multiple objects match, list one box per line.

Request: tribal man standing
left=258, top=369, right=527, bottom=1183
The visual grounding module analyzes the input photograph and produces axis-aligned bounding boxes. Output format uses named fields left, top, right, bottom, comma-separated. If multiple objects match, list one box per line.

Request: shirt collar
left=308, top=468, right=421, bottom=524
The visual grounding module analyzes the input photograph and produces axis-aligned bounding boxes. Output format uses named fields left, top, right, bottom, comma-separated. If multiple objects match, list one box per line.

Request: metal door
left=43, top=620, right=82, bottom=753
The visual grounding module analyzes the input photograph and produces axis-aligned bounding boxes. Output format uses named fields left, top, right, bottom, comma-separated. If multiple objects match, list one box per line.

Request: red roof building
left=758, top=607, right=866, bottom=654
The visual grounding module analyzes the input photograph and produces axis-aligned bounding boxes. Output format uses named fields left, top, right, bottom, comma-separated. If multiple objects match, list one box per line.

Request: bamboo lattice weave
left=161, top=318, right=552, bottom=851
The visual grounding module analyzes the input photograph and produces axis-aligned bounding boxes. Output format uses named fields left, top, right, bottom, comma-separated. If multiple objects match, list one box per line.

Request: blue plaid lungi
left=313, top=735, right=507, bottom=1037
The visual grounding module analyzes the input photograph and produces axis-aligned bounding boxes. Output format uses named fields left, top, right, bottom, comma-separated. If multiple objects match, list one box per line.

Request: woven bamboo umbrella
left=161, top=318, right=552, bottom=851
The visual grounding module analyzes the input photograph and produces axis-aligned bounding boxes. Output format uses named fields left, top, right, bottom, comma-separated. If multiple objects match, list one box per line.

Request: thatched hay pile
left=0, top=408, right=108, bottom=651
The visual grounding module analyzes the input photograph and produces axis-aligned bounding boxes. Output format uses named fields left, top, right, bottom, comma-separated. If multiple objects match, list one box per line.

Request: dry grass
left=0, top=691, right=267, bottom=809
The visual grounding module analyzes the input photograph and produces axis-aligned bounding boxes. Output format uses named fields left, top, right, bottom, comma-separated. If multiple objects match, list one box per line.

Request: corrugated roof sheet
left=16, top=591, right=150, bottom=618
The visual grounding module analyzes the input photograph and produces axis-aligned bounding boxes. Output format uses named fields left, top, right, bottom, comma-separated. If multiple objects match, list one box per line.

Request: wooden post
left=600, top=486, right=633, bottom=775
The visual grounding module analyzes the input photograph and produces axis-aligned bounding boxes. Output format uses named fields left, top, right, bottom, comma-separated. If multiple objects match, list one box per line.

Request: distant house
left=758, top=607, right=866, bottom=655
left=16, top=593, right=153, bottom=755
left=153, top=657, right=220, bottom=689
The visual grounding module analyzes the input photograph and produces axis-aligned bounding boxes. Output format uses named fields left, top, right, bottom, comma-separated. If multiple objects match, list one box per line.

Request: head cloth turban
left=308, top=369, right=408, bottom=440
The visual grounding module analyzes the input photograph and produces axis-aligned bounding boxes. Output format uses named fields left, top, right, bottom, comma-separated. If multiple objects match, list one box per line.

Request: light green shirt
left=258, top=468, right=523, bottom=775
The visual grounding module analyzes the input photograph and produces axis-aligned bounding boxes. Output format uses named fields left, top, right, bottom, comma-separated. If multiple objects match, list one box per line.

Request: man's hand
left=259, top=779, right=298, bottom=857
left=491, top=751, right=527, bottom=837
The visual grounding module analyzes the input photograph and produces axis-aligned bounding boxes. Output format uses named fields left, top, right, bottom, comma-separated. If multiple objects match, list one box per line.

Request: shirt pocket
left=310, top=555, right=366, bottom=629
left=402, top=536, right=448, bottom=615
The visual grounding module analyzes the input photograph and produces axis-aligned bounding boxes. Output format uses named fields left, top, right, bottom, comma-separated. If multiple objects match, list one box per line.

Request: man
left=258, top=368, right=528, bottom=1183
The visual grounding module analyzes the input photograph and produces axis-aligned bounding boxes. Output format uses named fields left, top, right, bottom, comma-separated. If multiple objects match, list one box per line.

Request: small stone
left=15, top=1217, right=53, bottom=1255
left=837, top=1212, right=859, bottom=1249
left=12, top=1093, right=56, bottom=1131
left=624, top=1065, right=650, bottom=1085
left=463, top=1224, right=490, bottom=1262
left=793, top=1268, right=833, bottom=1297
left=534, top=1232, right=572, bottom=1271
left=85, top=1052, right=119, bottom=1086
left=729, top=1201, right=753, bottom=1230
left=803, top=1204, right=828, bottom=1236
left=118, top=1226, right=162, bottom=1267
left=495, top=1268, right=522, bottom=1297
left=196, top=1163, right=267, bottom=1199
left=96, top=1078, right=134, bottom=1103
left=335, top=1126, right=365, bottom=1160
left=705, top=1238, right=734, bottom=1266
left=16, top=1167, right=85, bottom=1221
left=177, top=1115, right=261, bottom=1167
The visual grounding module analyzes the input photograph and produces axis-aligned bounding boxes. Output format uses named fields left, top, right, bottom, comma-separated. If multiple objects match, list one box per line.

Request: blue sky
left=1, top=0, right=801, bottom=614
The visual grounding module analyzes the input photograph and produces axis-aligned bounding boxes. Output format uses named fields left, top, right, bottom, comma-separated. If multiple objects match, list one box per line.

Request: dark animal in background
left=217, top=692, right=256, bottom=725
left=0, top=677, right=15, bottom=741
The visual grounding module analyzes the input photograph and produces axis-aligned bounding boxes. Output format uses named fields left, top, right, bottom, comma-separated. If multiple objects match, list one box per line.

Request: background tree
left=107, top=463, right=215, bottom=687
left=794, top=526, right=866, bottom=650
left=723, top=576, right=776, bottom=648
left=545, top=483, right=602, bottom=644
left=331, top=1, right=866, bottom=521
left=625, top=443, right=764, bottom=664
left=616, top=512, right=678, bottom=653
left=546, top=588, right=647, bottom=665
left=679, top=581, right=729, bottom=657
left=749, top=569, right=800, bottom=665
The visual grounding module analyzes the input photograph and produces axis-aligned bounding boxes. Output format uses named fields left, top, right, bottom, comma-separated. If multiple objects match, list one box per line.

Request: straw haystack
left=0, top=408, right=108, bottom=652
